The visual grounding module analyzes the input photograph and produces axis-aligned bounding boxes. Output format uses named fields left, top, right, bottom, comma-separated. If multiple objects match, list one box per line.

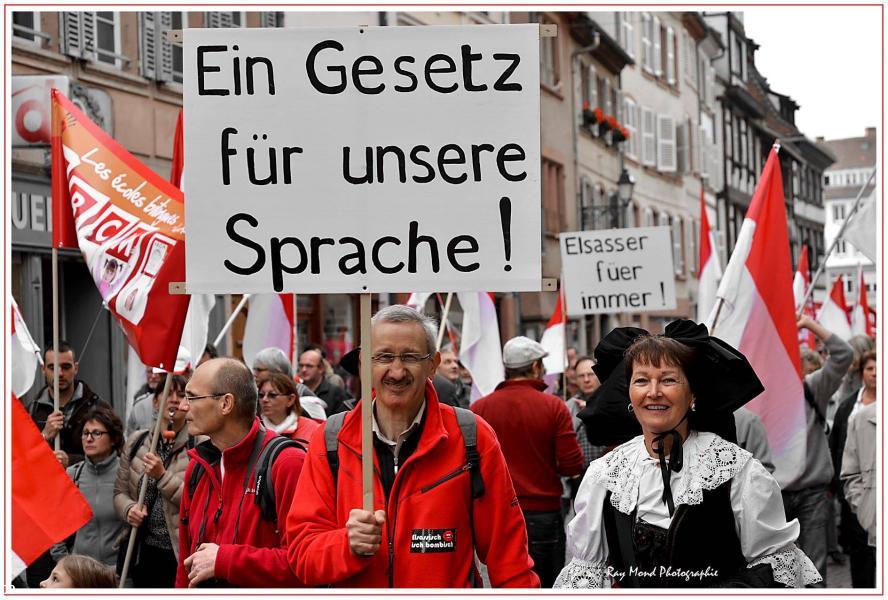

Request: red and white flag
left=851, top=265, right=874, bottom=338
left=10, top=297, right=42, bottom=398
left=11, top=394, right=92, bottom=577
left=51, top=89, right=188, bottom=369
left=697, top=187, right=722, bottom=322
left=708, top=148, right=806, bottom=487
left=792, top=245, right=818, bottom=349
left=456, top=292, right=503, bottom=402
left=818, top=274, right=853, bottom=341
left=170, top=109, right=215, bottom=364
left=540, top=292, right=566, bottom=391
left=242, top=293, right=296, bottom=367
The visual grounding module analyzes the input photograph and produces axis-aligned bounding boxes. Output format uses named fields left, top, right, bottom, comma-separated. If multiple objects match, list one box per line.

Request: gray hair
left=371, top=304, right=438, bottom=354
left=253, top=347, right=292, bottom=377
left=209, top=357, right=258, bottom=424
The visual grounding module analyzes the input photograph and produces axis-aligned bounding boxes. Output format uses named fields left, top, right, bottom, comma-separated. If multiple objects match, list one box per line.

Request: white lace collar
left=587, top=431, right=752, bottom=515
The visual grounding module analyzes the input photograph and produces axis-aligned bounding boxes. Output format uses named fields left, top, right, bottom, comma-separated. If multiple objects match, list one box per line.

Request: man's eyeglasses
left=182, top=393, right=225, bottom=403
left=371, top=352, right=433, bottom=365
left=81, top=430, right=108, bottom=439
left=259, top=391, right=284, bottom=400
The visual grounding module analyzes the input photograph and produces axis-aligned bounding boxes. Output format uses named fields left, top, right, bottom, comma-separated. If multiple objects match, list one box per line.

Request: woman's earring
left=627, top=403, right=634, bottom=413
left=690, top=402, right=697, bottom=412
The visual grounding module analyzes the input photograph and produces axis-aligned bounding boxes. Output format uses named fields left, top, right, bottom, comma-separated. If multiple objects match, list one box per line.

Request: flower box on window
left=582, top=102, right=603, bottom=129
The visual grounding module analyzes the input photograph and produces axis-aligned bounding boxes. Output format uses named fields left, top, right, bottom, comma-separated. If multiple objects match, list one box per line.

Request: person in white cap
left=471, top=336, right=584, bottom=587
left=126, top=347, right=192, bottom=436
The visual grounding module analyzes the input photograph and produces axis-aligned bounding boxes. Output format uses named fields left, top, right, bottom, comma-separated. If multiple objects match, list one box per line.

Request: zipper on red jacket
left=419, top=464, right=470, bottom=493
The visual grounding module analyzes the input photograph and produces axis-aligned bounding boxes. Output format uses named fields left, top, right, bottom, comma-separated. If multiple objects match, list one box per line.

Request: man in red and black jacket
left=176, top=358, right=305, bottom=588
left=472, top=336, right=584, bottom=587
left=287, top=305, right=539, bottom=588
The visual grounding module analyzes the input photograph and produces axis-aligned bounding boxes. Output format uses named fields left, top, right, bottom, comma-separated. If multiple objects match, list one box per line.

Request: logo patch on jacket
left=410, top=528, right=456, bottom=553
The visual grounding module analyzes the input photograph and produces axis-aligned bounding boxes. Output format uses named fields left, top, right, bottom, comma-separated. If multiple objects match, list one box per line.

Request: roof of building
left=817, top=131, right=877, bottom=171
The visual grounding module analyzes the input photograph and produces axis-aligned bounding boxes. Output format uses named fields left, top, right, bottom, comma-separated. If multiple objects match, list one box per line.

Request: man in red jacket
left=176, top=358, right=305, bottom=587
left=286, top=305, right=539, bottom=587
left=471, top=336, right=584, bottom=587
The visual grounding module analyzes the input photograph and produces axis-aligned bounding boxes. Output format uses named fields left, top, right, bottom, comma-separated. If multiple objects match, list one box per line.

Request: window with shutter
left=641, top=13, right=652, bottom=73
left=652, top=17, right=662, bottom=76
left=94, top=12, right=118, bottom=66
left=61, top=12, right=97, bottom=61
left=657, top=115, right=676, bottom=172
left=620, top=13, right=635, bottom=58
left=642, top=107, right=656, bottom=167
left=689, top=218, right=698, bottom=276
left=675, top=121, right=687, bottom=174
left=624, top=98, right=638, bottom=160
left=644, top=208, right=654, bottom=227
left=672, top=216, right=685, bottom=275
left=588, top=65, right=598, bottom=108
left=683, top=30, right=694, bottom=84
left=707, top=62, right=716, bottom=107
left=261, top=12, right=279, bottom=28
left=13, top=11, right=41, bottom=44
left=698, top=125, right=708, bottom=179
left=139, top=12, right=157, bottom=79
left=666, top=27, right=675, bottom=85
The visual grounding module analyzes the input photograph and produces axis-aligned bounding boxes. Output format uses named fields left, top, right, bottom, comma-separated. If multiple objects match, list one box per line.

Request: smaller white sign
left=560, top=226, right=677, bottom=316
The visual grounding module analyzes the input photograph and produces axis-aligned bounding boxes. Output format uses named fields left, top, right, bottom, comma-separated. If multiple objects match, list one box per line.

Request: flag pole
left=51, top=248, right=60, bottom=451
left=797, top=167, right=876, bottom=317
left=292, top=294, right=299, bottom=363
left=560, top=276, right=568, bottom=403
left=435, top=292, right=453, bottom=351
left=118, top=373, right=173, bottom=587
left=213, top=293, right=251, bottom=348
left=360, top=293, right=373, bottom=512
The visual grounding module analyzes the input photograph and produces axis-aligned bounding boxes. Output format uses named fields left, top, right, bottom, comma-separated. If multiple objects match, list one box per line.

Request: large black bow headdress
left=580, top=319, right=764, bottom=447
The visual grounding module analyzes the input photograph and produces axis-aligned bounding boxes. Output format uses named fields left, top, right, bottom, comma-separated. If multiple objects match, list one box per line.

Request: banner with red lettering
left=50, top=89, right=189, bottom=369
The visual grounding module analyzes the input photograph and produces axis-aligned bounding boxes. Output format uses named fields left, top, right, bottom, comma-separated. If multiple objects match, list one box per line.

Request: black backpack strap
left=72, top=460, right=86, bottom=488
left=324, top=412, right=347, bottom=490
left=253, top=436, right=305, bottom=524
left=453, top=407, right=484, bottom=499
left=803, top=381, right=830, bottom=435
left=129, top=430, right=152, bottom=463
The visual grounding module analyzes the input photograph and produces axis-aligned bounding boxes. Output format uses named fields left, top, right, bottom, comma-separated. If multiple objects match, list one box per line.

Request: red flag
left=10, top=297, right=42, bottom=397
left=818, top=274, right=853, bottom=340
left=697, top=186, right=721, bottom=322
left=710, top=148, right=805, bottom=487
left=51, top=92, right=77, bottom=248
left=11, top=394, right=92, bottom=575
left=792, top=245, right=817, bottom=348
left=851, top=265, right=874, bottom=338
left=170, top=109, right=185, bottom=188
left=50, top=89, right=189, bottom=369
left=540, top=292, right=565, bottom=376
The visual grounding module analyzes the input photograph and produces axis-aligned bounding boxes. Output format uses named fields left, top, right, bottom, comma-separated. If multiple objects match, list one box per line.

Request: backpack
left=187, top=430, right=304, bottom=525
left=323, top=406, right=485, bottom=500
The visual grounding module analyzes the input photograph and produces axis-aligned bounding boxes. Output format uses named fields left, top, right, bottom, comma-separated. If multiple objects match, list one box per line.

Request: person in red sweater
left=471, top=336, right=584, bottom=587
left=175, top=358, right=305, bottom=588
left=286, top=304, right=539, bottom=588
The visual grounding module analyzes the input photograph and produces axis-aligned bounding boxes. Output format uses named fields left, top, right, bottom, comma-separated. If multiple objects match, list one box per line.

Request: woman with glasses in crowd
left=51, top=405, right=126, bottom=569
left=257, top=371, right=322, bottom=444
left=114, top=373, right=192, bottom=587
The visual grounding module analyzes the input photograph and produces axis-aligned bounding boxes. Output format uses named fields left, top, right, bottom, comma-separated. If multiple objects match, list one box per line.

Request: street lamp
left=609, top=168, right=635, bottom=229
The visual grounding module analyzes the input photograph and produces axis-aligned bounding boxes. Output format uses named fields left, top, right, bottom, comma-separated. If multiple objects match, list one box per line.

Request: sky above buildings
left=743, top=6, right=881, bottom=142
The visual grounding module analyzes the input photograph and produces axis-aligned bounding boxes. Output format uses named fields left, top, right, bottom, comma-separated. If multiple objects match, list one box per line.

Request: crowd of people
left=14, top=305, right=877, bottom=589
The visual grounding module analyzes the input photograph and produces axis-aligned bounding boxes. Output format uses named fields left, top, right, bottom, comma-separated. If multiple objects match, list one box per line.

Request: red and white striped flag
left=540, top=292, right=566, bottom=391
left=851, top=265, right=874, bottom=338
left=456, top=292, right=503, bottom=402
left=708, top=147, right=806, bottom=487
left=818, top=274, right=853, bottom=341
left=697, top=187, right=722, bottom=322
left=10, top=297, right=42, bottom=398
left=792, top=245, right=817, bottom=349
left=242, top=293, right=296, bottom=367
left=11, top=394, right=92, bottom=577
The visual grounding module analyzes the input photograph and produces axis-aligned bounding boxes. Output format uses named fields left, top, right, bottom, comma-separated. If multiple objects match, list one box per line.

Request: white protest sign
left=183, top=25, right=542, bottom=293
left=560, top=227, right=677, bottom=315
